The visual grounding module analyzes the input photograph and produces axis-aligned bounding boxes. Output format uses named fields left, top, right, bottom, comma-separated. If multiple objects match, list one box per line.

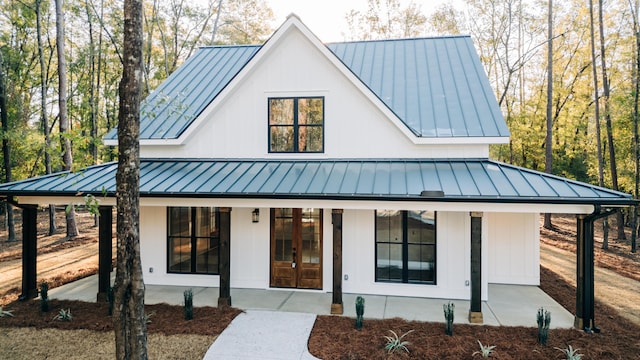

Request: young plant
left=107, top=286, right=115, bottom=316
left=0, top=306, right=14, bottom=318
left=472, top=340, right=496, bottom=358
left=355, top=296, right=365, bottom=330
left=54, top=308, right=72, bottom=321
left=443, top=301, right=455, bottom=336
left=555, top=345, right=583, bottom=360
left=383, top=329, right=414, bottom=354
left=537, top=307, right=551, bottom=345
left=144, top=312, right=154, bottom=324
left=184, top=288, right=194, bottom=320
left=39, top=282, right=50, bottom=312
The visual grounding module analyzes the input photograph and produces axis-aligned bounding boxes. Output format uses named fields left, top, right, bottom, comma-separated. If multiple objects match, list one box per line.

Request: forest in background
left=1, top=0, right=639, bottom=248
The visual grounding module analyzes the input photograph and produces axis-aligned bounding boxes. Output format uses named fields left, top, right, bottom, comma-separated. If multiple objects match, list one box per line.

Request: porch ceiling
left=0, top=159, right=633, bottom=207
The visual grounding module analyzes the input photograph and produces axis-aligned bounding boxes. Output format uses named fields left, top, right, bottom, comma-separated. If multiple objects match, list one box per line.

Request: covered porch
left=47, top=272, right=575, bottom=328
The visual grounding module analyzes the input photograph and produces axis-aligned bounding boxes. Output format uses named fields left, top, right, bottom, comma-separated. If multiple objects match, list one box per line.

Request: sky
left=265, top=0, right=462, bottom=42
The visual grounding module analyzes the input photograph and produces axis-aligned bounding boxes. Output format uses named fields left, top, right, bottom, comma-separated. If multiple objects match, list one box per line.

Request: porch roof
left=0, top=159, right=633, bottom=206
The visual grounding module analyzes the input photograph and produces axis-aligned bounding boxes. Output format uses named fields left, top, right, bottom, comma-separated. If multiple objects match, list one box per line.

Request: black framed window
left=375, top=210, right=436, bottom=284
left=268, top=97, right=324, bottom=153
left=167, top=207, right=220, bottom=274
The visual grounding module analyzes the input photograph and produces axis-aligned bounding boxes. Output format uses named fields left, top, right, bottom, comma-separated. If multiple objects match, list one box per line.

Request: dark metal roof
left=104, top=36, right=510, bottom=141
left=0, top=159, right=632, bottom=205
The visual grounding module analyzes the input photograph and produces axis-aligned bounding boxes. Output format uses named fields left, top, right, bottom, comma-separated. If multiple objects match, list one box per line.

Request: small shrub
left=537, top=307, right=551, bottom=345
left=183, top=288, right=194, bottom=320
left=144, top=312, right=154, bottom=324
left=107, top=286, right=115, bottom=316
left=443, top=301, right=455, bottom=336
left=555, top=345, right=583, bottom=360
left=383, top=329, right=413, bottom=354
left=54, top=308, right=72, bottom=321
left=355, top=296, right=365, bottom=330
left=39, top=282, right=50, bottom=312
left=472, top=340, right=496, bottom=358
left=0, top=307, right=14, bottom=318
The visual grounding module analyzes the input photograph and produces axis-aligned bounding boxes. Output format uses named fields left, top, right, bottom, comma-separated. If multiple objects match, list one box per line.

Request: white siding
left=140, top=28, right=489, bottom=160
left=487, top=212, right=540, bottom=285
left=140, top=205, right=493, bottom=300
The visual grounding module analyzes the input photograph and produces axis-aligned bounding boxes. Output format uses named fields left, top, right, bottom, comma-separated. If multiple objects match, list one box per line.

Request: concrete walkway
left=203, top=310, right=318, bottom=360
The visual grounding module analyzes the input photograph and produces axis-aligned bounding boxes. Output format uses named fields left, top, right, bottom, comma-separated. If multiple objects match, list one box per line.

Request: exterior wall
left=140, top=28, right=489, bottom=160
left=141, top=205, right=496, bottom=301
left=487, top=212, right=540, bottom=285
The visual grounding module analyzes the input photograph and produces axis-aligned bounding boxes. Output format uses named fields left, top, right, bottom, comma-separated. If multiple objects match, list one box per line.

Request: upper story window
left=268, top=97, right=324, bottom=153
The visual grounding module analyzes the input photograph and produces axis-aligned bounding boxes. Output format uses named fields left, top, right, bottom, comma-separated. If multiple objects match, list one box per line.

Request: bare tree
left=598, top=0, right=623, bottom=245
left=36, top=0, right=58, bottom=236
left=113, top=0, right=147, bottom=357
left=630, top=0, right=640, bottom=254
left=543, top=0, right=553, bottom=230
left=55, top=0, right=78, bottom=238
left=0, top=52, right=15, bottom=242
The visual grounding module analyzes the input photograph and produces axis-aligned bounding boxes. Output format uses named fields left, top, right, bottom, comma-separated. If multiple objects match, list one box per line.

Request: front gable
left=133, top=15, right=508, bottom=159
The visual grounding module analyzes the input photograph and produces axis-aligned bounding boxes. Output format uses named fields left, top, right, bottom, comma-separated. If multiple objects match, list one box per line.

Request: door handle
left=292, top=247, right=297, bottom=268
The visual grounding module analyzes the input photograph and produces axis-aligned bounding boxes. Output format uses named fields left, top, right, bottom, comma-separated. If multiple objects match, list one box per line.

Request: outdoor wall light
left=252, top=208, right=260, bottom=223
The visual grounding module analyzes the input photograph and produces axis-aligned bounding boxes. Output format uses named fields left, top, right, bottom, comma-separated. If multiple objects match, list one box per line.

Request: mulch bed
left=0, top=299, right=241, bottom=337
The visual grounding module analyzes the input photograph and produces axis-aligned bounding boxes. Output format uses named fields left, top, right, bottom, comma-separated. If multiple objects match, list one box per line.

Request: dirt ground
left=1, top=210, right=639, bottom=359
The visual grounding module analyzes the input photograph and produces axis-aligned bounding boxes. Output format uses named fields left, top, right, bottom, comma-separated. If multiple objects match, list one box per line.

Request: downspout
left=575, top=205, right=617, bottom=333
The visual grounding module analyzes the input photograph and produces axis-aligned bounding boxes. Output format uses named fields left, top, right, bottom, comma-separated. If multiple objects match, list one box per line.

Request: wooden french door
left=270, top=208, right=323, bottom=289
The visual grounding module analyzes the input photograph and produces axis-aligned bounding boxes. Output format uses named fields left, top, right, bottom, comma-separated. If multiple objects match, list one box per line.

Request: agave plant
left=383, top=329, right=414, bottom=354
left=0, top=306, right=14, bottom=318
left=555, top=345, right=583, bottom=360
left=54, top=308, right=72, bottom=321
left=472, top=340, right=496, bottom=358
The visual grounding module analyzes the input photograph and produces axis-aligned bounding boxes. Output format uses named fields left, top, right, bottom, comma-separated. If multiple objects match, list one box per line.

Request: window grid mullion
left=293, top=98, right=299, bottom=152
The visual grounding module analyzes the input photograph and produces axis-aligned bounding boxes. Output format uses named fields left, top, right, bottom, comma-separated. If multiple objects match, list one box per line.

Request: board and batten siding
left=140, top=28, right=489, bottom=160
left=140, top=206, right=502, bottom=301
left=487, top=212, right=540, bottom=285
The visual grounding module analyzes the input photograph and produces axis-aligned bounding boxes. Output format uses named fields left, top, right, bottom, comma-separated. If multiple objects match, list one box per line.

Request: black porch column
left=469, top=211, right=483, bottom=323
left=575, top=214, right=596, bottom=331
left=97, top=206, right=113, bottom=302
left=331, top=209, right=344, bottom=314
left=20, top=206, right=38, bottom=300
left=218, top=207, right=232, bottom=307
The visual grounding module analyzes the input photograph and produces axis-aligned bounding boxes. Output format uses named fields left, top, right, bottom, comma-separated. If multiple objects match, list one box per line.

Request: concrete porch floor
left=48, top=274, right=574, bottom=329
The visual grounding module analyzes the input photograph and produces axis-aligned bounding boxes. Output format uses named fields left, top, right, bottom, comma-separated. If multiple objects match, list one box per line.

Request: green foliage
left=443, top=301, right=455, bottom=336
left=0, top=306, right=14, bottom=318
left=383, top=329, right=413, bottom=354
left=144, top=312, right=154, bottom=324
left=355, top=296, right=365, bottom=330
left=183, top=289, right=194, bottom=320
left=473, top=340, right=496, bottom=358
left=54, top=308, right=72, bottom=321
left=39, top=282, right=50, bottom=312
left=537, top=307, right=551, bottom=345
left=555, top=345, right=583, bottom=360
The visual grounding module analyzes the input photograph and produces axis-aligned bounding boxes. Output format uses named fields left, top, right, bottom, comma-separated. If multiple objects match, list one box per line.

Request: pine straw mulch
left=307, top=266, right=640, bottom=360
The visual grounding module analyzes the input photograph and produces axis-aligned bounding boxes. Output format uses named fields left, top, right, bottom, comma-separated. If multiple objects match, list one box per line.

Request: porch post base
left=330, top=303, right=343, bottom=315
left=218, top=297, right=232, bottom=307
left=468, top=311, right=483, bottom=324
left=96, top=292, right=108, bottom=302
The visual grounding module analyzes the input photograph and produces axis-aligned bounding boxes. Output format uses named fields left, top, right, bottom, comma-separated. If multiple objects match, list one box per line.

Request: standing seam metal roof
left=0, top=159, right=631, bottom=205
left=104, top=36, right=510, bottom=141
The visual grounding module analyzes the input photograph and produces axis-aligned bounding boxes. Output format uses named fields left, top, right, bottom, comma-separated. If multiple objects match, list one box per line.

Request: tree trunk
left=0, top=53, right=15, bottom=242
left=55, top=0, right=78, bottom=239
left=632, top=0, right=640, bottom=253
left=543, top=0, right=553, bottom=230
left=113, top=0, right=147, bottom=358
left=598, top=0, right=623, bottom=243
left=36, top=0, right=58, bottom=236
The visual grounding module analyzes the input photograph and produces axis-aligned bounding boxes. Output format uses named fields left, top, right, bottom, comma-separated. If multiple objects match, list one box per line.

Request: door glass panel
left=301, top=208, right=320, bottom=264
left=274, top=208, right=293, bottom=261
left=195, top=207, right=218, bottom=237
left=168, top=207, right=190, bottom=237
left=195, top=237, right=219, bottom=273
